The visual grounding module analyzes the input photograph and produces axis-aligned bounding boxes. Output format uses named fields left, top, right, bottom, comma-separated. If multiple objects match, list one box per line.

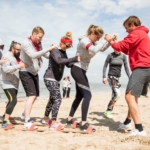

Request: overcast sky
left=0, top=0, right=150, bottom=84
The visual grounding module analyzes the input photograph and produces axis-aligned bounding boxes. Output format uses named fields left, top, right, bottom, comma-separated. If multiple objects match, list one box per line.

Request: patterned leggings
left=107, top=76, right=121, bottom=111
left=44, top=79, right=61, bottom=120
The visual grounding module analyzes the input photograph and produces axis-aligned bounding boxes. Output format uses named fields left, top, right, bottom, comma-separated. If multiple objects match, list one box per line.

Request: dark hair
left=0, top=45, right=4, bottom=49
left=123, top=16, right=141, bottom=27
left=9, top=41, right=21, bottom=51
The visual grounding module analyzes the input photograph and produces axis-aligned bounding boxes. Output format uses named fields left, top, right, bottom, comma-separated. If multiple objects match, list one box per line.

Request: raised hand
left=49, top=45, right=58, bottom=51
left=112, top=34, right=118, bottom=41
left=102, top=78, right=107, bottom=84
left=104, top=34, right=112, bottom=41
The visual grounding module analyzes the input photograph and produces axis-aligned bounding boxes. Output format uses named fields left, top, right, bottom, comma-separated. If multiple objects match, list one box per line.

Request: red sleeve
left=111, top=31, right=143, bottom=55
left=86, top=43, right=92, bottom=50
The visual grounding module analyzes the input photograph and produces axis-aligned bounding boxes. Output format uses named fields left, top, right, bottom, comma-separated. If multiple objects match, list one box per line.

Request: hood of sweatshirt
left=78, top=35, right=86, bottom=41
left=134, top=26, right=149, bottom=34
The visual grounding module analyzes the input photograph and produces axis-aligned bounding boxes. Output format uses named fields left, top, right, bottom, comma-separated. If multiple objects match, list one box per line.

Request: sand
left=0, top=91, right=150, bottom=150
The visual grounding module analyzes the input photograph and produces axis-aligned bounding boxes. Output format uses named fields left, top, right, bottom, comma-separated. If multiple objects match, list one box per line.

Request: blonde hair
left=32, top=26, right=45, bottom=35
left=86, top=24, right=104, bottom=36
left=62, top=31, right=72, bottom=40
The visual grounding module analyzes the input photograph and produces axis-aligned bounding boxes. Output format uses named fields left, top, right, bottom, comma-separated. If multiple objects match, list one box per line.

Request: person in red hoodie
left=104, top=16, right=150, bottom=136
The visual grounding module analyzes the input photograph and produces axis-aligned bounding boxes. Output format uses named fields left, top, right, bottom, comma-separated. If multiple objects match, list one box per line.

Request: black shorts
left=126, top=68, right=150, bottom=97
left=19, top=71, right=39, bottom=97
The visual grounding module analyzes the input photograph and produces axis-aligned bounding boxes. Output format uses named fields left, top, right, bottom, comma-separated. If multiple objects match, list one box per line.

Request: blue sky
left=0, top=0, right=150, bottom=83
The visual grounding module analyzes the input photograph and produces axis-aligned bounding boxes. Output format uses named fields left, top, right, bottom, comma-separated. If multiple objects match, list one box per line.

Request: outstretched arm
left=51, top=49, right=78, bottom=65
left=80, top=38, right=110, bottom=56
left=22, top=40, right=57, bottom=59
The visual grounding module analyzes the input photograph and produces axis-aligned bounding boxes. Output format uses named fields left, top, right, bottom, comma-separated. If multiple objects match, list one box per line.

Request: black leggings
left=4, top=88, right=18, bottom=115
left=69, top=65, right=92, bottom=121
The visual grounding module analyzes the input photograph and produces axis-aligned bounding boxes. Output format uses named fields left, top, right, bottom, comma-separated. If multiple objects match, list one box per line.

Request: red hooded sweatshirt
left=112, top=26, right=150, bottom=71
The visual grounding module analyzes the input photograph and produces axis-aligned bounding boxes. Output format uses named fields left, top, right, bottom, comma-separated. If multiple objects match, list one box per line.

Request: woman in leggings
left=65, top=25, right=115, bottom=132
left=42, top=32, right=80, bottom=130
left=102, top=50, right=130, bottom=119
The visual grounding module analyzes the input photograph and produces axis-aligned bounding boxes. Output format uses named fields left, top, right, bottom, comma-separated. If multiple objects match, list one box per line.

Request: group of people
left=62, top=76, right=71, bottom=98
left=0, top=15, right=150, bottom=136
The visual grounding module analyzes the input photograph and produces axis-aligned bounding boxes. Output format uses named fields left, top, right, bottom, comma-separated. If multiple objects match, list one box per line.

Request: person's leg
left=68, top=83, right=83, bottom=121
left=122, top=68, right=150, bottom=135
left=24, top=96, right=37, bottom=119
left=46, top=81, right=63, bottom=130
left=67, top=65, right=92, bottom=128
left=2, top=90, right=11, bottom=120
left=107, top=87, right=120, bottom=111
left=81, top=87, right=92, bottom=125
left=43, top=79, right=55, bottom=123
left=104, top=77, right=121, bottom=118
left=67, top=87, right=70, bottom=98
left=63, top=88, right=66, bottom=98
left=2, top=89, right=18, bottom=127
left=44, top=95, right=54, bottom=119
left=125, top=91, right=142, bottom=128
left=51, top=88, right=61, bottom=123
left=19, top=71, right=39, bottom=129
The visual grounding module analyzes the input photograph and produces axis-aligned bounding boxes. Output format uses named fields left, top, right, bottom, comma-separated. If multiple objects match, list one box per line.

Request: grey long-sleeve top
left=103, top=52, right=130, bottom=78
left=74, top=36, right=110, bottom=71
left=20, top=38, right=49, bottom=75
left=0, top=52, right=20, bottom=89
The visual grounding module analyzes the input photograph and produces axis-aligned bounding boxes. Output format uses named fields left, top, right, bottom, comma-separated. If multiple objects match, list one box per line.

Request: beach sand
left=0, top=91, right=150, bottom=150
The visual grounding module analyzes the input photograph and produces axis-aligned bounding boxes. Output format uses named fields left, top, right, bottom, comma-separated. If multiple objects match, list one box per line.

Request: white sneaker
left=128, top=129, right=147, bottom=136
left=24, top=121, right=38, bottom=130
left=118, top=123, right=133, bottom=131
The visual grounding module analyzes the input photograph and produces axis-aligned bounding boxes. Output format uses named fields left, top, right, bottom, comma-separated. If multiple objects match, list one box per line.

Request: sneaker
left=24, top=120, right=38, bottom=130
left=128, top=129, right=147, bottom=136
left=65, top=118, right=74, bottom=127
left=41, top=118, right=51, bottom=125
left=118, top=123, right=133, bottom=131
left=1, top=115, right=16, bottom=124
left=79, top=122, right=96, bottom=133
left=49, top=123, right=64, bottom=131
left=104, top=110, right=113, bottom=118
left=2, top=120, right=14, bottom=129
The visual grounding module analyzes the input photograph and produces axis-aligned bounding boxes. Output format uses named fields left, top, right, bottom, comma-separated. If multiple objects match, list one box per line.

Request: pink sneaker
left=49, top=123, right=64, bottom=131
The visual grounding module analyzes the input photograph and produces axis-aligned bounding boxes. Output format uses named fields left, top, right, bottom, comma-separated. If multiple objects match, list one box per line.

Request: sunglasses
left=13, top=47, right=21, bottom=51
left=64, top=43, right=72, bottom=48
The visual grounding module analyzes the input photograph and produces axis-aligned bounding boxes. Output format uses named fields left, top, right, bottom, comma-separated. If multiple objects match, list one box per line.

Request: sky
left=0, top=0, right=150, bottom=84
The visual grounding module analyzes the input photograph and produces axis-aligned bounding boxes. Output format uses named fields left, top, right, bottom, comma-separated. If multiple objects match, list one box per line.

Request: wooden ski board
left=36, top=127, right=93, bottom=134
